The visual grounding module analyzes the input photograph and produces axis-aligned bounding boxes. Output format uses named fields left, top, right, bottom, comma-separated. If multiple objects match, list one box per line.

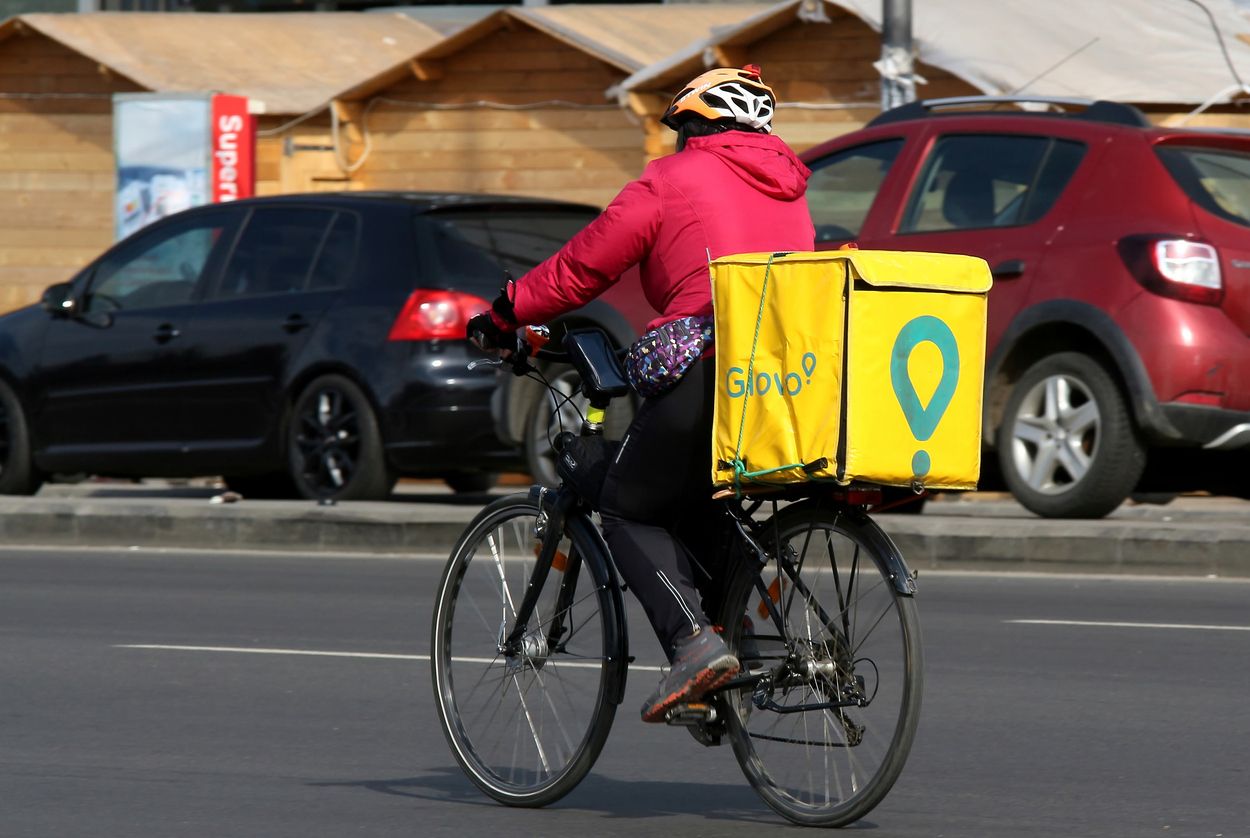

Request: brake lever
left=468, top=324, right=546, bottom=374
left=468, top=348, right=533, bottom=376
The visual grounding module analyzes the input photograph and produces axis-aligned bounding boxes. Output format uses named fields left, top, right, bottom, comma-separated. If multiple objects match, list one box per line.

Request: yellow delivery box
left=711, top=250, right=991, bottom=491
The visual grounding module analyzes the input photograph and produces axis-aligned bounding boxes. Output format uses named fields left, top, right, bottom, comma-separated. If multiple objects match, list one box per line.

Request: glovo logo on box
left=889, top=315, right=960, bottom=479
left=724, top=352, right=820, bottom=399
left=844, top=284, right=985, bottom=490
left=710, top=252, right=846, bottom=487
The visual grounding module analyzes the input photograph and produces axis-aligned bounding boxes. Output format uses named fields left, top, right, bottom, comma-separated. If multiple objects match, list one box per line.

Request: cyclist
left=468, top=65, right=815, bottom=723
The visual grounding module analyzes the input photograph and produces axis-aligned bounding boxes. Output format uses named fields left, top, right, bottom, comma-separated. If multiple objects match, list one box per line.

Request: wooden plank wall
left=351, top=25, right=640, bottom=208
left=256, top=112, right=355, bottom=197
left=1149, top=107, right=1250, bottom=130
left=0, top=30, right=142, bottom=312
left=757, top=14, right=976, bottom=152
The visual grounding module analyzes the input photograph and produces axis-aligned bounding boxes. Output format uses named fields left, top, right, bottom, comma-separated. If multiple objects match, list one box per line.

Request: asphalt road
left=1, top=546, right=1247, bottom=838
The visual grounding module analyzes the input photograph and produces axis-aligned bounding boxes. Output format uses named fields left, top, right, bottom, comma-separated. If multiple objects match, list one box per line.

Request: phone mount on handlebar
left=563, top=329, right=630, bottom=408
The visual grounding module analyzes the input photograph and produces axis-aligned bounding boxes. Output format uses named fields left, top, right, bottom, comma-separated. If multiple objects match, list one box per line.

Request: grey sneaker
left=641, top=628, right=740, bottom=723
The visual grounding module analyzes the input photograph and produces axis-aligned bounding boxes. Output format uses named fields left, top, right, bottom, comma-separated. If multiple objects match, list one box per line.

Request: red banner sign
left=210, top=94, right=255, bottom=203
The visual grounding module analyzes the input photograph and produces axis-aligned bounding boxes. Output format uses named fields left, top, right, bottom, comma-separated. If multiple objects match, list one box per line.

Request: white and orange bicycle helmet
left=661, top=64, right=776, bottom=133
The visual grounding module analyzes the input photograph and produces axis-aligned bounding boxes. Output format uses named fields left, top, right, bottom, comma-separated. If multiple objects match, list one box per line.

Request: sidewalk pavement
left=1, top=478, right=1248, bottom=577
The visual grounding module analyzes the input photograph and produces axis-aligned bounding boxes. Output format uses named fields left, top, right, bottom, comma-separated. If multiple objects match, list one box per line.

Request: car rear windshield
left=1156, top=145, right=1250, bottom=227
left=417, top=209, right=596, bottom=291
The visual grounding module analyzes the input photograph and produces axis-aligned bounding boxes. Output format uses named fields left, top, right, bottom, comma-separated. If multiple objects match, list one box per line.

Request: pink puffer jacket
left=511, top=131, right=815, bottom=332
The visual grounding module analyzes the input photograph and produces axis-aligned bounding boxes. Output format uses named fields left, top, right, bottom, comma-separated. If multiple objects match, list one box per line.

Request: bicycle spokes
left=433, top=497, right=622, bottom=805
left=720, top=505, right=923, bottom=827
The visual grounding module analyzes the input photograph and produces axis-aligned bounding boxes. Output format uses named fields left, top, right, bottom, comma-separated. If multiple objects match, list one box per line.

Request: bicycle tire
left=431, top=494, right=626, bottom=807
left=717, top=501, right=924, bottom=827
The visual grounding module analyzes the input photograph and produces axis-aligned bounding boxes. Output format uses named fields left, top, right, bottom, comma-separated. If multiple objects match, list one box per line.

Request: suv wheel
left=525, top=367, right=590, bottom=488
left=997, top=352, right=1145, bottom=518
left=0, top=380, right=41, bottom=495
left=288, top=374, right=395, bottom=501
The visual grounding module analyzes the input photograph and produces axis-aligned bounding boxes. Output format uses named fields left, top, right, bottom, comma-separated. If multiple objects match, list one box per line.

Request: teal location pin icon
left=890, top=316, right=960, bottom=478
left=801, top=352, right=817, bottom=384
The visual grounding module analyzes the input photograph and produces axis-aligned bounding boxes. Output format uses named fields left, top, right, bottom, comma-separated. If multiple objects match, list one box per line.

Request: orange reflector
left=757, top=577, right=782, bottom=619
left=531, top=546, right=569, bottom=572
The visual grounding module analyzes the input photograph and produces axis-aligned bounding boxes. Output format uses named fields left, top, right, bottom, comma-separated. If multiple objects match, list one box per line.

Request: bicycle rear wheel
left=718, top=502, right=923, bottom=827
left=431, top=494, right=625, bottom=807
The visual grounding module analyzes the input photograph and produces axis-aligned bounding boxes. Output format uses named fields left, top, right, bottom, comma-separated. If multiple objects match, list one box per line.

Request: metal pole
left=880, top=0, right=916, bottom=111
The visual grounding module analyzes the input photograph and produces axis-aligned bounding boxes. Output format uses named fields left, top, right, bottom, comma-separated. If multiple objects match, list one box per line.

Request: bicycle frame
left=496, top=475, right=917, bottom=720
left=489, top=329, right=917, bottom=715
left=712, top=493, right=918, bottom=717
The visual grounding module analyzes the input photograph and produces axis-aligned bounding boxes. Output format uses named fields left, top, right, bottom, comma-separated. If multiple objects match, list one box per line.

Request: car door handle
left=283, top=314, right=310, bottom=334
left=153, top=324, right=181, bottom=344
left=991, top=259, right=1027, bottom=279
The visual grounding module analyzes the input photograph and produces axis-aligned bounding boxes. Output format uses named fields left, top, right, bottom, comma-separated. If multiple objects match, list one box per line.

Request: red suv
left=801, top=96, right=1250, bottom=518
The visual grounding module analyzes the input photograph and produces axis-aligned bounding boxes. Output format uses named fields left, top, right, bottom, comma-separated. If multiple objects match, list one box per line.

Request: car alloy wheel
left=0, top=380, right=41, bottom=495
left=997, top=352, right=1145, bottom=519
left=289, top=374, right=393, bottom=501
left=1009, top=373, right=1100, bottom=496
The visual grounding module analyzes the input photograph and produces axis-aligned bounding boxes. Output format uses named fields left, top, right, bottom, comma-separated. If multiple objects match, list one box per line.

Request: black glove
left=467, top=280, right=521, bottom=354
left=466, top=311, right=519, bottom=354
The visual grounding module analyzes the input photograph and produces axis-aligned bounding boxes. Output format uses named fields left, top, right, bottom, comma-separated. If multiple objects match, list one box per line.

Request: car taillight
left=1118, top=235, right=1223, bottom=305
left=388, top=289, right=490, bottom=341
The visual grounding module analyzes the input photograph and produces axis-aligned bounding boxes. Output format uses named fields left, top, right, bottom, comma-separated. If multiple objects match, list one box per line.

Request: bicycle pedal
left=665, top=702, right=716, bottom=726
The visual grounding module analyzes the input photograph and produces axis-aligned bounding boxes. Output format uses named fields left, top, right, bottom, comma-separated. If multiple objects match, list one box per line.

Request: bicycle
left=431, top=327, right=924, bottom=828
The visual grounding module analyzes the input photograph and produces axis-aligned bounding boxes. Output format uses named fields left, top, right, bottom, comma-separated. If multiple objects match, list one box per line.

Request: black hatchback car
left=0, top=192, right=599, bottom=500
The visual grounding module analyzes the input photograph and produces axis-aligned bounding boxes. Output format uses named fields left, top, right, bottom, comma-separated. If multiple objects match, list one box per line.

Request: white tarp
left=837, top=0, right=1250, bottom=105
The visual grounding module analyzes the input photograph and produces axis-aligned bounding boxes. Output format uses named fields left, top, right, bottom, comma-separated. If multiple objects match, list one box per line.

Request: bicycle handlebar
left=470, top=323, right=613, bottom=377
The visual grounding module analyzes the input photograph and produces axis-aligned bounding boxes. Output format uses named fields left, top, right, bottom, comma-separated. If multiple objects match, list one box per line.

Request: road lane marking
left=115, top=644, right=664, bottom=672
left=1008, top=619, right=1250, bottom=632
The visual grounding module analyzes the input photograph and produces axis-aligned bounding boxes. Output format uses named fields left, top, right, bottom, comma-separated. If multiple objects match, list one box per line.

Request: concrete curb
left=0, top=497, right=472, bottom=554
left=2, top=486, right=1248, bottom=577
left=881, top=516, right=1250, bottom=578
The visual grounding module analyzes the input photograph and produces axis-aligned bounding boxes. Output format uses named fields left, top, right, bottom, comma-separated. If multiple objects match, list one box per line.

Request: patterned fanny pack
left=624, top=314, right=714, bottom=398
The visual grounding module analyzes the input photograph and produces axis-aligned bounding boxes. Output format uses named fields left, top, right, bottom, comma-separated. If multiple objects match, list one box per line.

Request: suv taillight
left=388, top=289, right=490, bottom=341
left=1118, top=235, right=1223, bottom=305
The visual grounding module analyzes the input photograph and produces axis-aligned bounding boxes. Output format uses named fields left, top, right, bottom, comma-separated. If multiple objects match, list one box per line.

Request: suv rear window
left=1157, top=145, right=1250, bottom=228
left=901, top=134, right=1085, bottom=232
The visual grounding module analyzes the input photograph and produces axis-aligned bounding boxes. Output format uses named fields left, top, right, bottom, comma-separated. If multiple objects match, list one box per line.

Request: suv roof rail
left=867, top=96, right=1152, bottom=128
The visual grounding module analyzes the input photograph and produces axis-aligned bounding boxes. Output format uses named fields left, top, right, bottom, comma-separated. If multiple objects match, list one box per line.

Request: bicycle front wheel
left=719, top=502, right=924, bottom=827
left=431, top=494, right=625, bottom=807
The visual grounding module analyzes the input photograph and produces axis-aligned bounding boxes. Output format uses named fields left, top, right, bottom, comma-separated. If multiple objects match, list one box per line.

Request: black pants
left=599, top=359, right=725, bottom=663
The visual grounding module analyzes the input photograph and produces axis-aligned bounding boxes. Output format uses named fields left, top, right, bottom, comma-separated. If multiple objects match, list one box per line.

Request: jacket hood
left=686, top=132, right=811, bottom=200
